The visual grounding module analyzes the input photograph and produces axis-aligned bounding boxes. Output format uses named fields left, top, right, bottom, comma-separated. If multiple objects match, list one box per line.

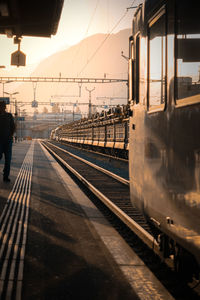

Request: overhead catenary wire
left=107, top=0, right=110, bottom=33
left=63, top=0, right=100, bottom=95
left=71, top=0, right=100, bottom=66
left=77, top=0, right=138, bottom=76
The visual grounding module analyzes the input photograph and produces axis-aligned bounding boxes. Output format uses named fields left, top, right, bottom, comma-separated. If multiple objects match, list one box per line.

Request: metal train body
left=51, top=108, right=129, bottom=159
left=129, top=0, right=200, bottom=278
left=51, top=0, right=200, bottom=279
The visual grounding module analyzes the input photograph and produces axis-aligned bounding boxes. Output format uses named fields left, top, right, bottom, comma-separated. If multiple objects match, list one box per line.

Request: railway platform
left=0, top=140, right=174, bottom=300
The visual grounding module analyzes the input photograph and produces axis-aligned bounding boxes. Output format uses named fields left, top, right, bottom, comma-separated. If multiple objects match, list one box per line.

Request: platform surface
left=0, top=140, right=138, bottom=299
left=0, top=140, right=174, bottom=300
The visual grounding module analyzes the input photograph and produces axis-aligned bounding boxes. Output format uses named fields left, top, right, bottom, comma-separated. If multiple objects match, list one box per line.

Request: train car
left=53, top=105, right=129, bottom=159
left=129, top=0, right=200, bottom=280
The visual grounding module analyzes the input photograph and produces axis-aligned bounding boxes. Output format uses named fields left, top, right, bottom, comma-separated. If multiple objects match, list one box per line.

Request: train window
left=116, top=124, right=124, bottom=141
left=99, top=127, right=105, bottom=140
left=175, top=1, right=200, bottom=104
left=88, top=128, right=92, bottom=139
left=107, top=125, right=114, bottom=141
left=148, top=9, right=166, bottom=109
left=93, top=127, right=99, bottom=140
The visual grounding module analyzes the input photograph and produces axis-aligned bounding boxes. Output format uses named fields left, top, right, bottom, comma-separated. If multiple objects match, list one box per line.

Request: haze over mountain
left=32, top=28, right=130, bottom=78
left=9, top=28, right=131, bottom=115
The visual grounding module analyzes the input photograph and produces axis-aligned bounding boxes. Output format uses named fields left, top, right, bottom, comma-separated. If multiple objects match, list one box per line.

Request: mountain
left=15, top=28, right=131, bottom=114
left=32, top=28, right=130, bottom=77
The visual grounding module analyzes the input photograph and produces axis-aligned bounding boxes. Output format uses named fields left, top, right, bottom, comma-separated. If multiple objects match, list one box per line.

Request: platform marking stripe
left=0, top=167, right=27, bottom=235
left=0, top=141, right=34, bottom=300
left=0, top=164, right=29, bottom=264
left=0, top=169, right=28, bottom=280
left=6, top=171, right=32, bottom=299
left=3, top=145, right=33, bottom=299
left=0, top=149, right=32, bottom=295
left=0, top=158, right=31, bottom=244
left=15, top=146, right=33, bottom=299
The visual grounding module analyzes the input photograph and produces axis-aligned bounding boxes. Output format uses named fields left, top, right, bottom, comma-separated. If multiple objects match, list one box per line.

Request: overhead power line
left=78, top=0, right=138, bottom=76
left=71, top=0, right=100, bottom=65
left=66, top=0, right=100, bottom=95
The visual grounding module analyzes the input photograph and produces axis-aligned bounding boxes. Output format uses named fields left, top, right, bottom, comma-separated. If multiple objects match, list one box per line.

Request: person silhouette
left=0, top=101, right=15, bottom=182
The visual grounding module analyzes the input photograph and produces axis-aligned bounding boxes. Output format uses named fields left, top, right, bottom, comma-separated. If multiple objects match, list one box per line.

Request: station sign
left=11, top=50, right=26, bottom=67
left=0, top=97, right=10, bottom=104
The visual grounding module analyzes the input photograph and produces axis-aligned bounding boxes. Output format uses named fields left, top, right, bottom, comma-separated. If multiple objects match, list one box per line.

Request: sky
left=0, top=0, right=140, bottom=71
left=0, top=0, right=141, bottom=115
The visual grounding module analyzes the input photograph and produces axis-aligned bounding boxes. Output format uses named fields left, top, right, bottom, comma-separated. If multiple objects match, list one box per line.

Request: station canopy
left=0, top=0, right=64, bottom=37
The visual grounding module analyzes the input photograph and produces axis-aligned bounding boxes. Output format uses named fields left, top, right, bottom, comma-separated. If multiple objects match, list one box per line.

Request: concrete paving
left=0, top=140, right=174, bottom=300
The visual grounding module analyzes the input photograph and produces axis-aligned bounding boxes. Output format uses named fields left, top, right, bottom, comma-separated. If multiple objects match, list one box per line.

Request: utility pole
left=121, top=50, right=129, bottom=103
left=33, top=82, right=37, bottom=100
left=85, top=87, right=95, bottom=118
left=78, top=83, right=82, bottom=97
left=32, top=82, right=38, bottom=109
left=15, top=98, right=18, bottom=141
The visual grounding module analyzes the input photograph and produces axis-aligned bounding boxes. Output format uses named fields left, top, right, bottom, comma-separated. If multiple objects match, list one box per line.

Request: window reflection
left=148, top=13, right=166, bottom=107
left=176, top=1, right=200, bottom=102
left=177, top=35, right=200, bottom=101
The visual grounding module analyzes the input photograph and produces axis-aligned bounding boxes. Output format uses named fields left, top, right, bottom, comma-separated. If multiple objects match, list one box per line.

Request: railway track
left=51, top=140, right=129, bottom=180
left=41, top=140, right=200, bottom=300
left=41, top=141, right=159, bottom=249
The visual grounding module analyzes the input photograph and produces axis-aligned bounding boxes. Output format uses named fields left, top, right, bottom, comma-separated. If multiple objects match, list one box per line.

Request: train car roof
left=133, top=0, right=200, bottom=36
left=0, top=0, right=64, bottom=37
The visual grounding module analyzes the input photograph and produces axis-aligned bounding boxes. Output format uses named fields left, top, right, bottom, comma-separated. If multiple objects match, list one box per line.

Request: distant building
left=16, top=112, right=82, bottom=139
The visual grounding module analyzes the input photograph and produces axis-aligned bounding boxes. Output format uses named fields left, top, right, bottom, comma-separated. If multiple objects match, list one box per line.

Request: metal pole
left=32, top=82, right=37, bottom=101
left=15, top=99, right=18, bottom=141
left=121, top=51, right=129, bottom=104
left=85, top=87, right=95, bottom=118
left=78, top=83, right=82, bottom=97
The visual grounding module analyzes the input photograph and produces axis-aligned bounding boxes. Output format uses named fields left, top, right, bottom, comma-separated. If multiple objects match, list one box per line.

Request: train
left=50, top=105, right=130, bottom=159
left=51, top=0, right=200, bottom=281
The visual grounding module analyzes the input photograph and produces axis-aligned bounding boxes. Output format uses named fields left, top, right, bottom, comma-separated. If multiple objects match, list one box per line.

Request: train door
left=129, top=4, right=146, bottom=212
left=167, top=1, right=200, bottom=238
left=129, top=4, right=168, bottom=215
left=143, top=6, right=168, bottom=219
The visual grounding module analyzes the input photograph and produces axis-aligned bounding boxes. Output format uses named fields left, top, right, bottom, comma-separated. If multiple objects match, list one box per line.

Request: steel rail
left=59, top=140, right=128, bottom=163
left=41, top=141, right=161, bottom=258
left=46, top=141, right=129, bottom=185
